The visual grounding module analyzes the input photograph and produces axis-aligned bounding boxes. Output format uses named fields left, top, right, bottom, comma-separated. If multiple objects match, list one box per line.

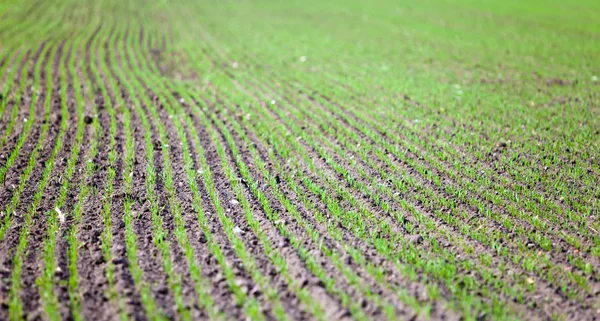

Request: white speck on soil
left=23, top=118, right=28, bottom=123
left=55, top=207, right=65, bottom=224
left=233, top=226, right=242, bottom=234
left=230, top=199, right=239, bottom=205
left=180, top=98, right=185, bottom=103
left=271, top=100, right=276, bottom=105
left=232, top=62, right=239, bottom=68
left=300, top=56, right=307, bottom=62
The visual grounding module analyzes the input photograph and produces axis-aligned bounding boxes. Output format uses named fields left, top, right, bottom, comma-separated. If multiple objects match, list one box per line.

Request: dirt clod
left=546, top=78, right=571, bottom=87
left=408, top=234, right=423, bottom=245
left=153, top=139, right=163, bottom=151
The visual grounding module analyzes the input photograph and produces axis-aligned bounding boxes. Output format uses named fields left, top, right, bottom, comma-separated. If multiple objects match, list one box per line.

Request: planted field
left=0, top=0, right=599, bottom=320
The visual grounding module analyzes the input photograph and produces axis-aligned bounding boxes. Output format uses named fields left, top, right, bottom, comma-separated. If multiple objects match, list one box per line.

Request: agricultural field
left=0, top=0, right=599, bottom=320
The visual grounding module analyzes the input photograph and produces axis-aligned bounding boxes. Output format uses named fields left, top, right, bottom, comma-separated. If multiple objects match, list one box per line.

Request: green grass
left=0, top=0, right=598, bottom=320
left=8, top=35, right=71, bottom=320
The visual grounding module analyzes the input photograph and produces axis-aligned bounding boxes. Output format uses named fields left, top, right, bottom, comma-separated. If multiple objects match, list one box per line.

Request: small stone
left=408, top=234, right=423, bottom=245
left=249, top=285, right=262, bottom=297
left=233, top=226, right=242, bottom=234
left=229, top=199, right=239, bottom=205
